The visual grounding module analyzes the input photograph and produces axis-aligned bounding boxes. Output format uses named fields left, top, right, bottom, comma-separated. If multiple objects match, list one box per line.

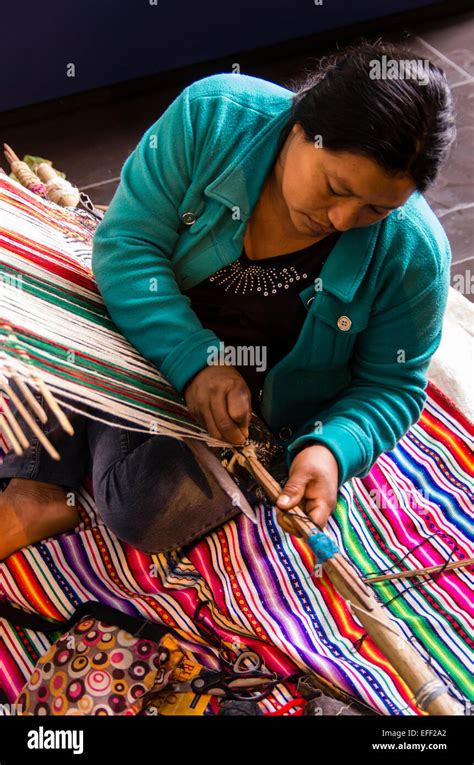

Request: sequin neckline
left=208, top=243, right=323, bottom=297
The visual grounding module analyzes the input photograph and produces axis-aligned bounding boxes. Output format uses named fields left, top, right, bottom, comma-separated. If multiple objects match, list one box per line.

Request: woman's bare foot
left=0, top=478, right=80, bottom=560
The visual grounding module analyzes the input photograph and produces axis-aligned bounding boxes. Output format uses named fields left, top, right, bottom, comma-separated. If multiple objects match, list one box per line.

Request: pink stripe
left=364, top=466, right=472, bottom=615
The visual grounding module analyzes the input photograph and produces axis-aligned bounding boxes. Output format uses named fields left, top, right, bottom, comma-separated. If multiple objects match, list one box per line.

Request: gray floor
left=1, top=11, right=472, bottom=300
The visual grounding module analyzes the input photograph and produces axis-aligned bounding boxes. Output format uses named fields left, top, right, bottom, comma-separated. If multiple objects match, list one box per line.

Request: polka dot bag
left=0, top=600, right=188, bottom=716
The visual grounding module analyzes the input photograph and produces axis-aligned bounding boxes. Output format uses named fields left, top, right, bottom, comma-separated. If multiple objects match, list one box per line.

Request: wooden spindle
left=233, top=444, right=464, bottom=716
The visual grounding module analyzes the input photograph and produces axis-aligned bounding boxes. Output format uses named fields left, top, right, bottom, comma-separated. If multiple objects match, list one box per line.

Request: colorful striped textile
left=0, top=174, right=216, bottom=451
left=0, top=383, right=472, bottom=715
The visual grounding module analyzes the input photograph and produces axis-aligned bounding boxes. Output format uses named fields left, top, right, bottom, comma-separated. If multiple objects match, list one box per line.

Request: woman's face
left=275, top=123, right=417, bottom=238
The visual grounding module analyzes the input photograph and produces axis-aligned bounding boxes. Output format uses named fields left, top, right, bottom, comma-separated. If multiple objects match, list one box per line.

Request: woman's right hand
left=183, top=365, right=252, bottom=445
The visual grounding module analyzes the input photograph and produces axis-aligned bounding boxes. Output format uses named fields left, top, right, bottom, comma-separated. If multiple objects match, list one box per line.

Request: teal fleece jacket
left=91, top=73, right=451, bottom=487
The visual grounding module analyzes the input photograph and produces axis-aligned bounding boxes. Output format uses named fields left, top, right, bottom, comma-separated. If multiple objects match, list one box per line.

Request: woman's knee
left=92, top=437, right=241, bottom=553
left=92, top=467, right=178, bottom=553
left=93, top=470, right=148, bottom=548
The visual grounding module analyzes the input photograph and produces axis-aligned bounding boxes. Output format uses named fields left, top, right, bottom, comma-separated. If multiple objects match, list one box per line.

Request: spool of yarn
left=308, top=529, right=339, bottom=563
left=36, top=162, right=80, bottom=207
left=3, top=143, right=47, bottom=196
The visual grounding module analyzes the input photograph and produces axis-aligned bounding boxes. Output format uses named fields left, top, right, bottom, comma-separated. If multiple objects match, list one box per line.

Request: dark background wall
left=1, top=0, right=449, bottom=112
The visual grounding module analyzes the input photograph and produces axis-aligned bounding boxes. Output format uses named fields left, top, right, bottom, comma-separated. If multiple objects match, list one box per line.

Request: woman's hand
left=183, top=365, right=252, bottom=445
left=276, top=444, right=339, bottom=533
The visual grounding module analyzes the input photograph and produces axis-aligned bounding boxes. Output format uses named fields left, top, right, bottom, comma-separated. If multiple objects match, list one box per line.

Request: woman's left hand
left=276, top=444, right=339, bottom=534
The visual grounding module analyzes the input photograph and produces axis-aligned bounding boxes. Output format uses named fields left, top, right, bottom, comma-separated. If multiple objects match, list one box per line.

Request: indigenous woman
left=0, top=42, right=456, bottom=559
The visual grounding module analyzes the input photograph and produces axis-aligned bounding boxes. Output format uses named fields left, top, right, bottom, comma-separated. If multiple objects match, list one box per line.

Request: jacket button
left=337, top=315, right=352, bottom=331
left=278, top=426, right=293, bottom=441
left=181, top=211, right=197, bottom=226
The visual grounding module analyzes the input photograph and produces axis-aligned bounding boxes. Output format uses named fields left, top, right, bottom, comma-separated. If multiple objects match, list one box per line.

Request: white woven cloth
left=428, top=287, right=473, bottom=421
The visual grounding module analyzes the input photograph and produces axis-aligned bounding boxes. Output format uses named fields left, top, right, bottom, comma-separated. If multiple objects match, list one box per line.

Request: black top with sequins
left=183, top=232, right=341, bottom=408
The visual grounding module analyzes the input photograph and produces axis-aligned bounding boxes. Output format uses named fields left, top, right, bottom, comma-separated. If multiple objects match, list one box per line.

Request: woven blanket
left=0, top=383, right=472, bottom=715
left=0, top=175, right=210, bottom=450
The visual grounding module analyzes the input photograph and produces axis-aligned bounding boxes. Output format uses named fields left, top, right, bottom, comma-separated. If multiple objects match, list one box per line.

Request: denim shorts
left=0, top=381, right=242, bottom=553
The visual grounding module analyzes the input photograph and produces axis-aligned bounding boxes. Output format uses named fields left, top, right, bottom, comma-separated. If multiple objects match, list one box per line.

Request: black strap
left=0, top=598, right=173, bottom=643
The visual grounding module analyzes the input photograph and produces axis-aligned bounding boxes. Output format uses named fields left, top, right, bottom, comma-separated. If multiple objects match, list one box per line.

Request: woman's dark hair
left=279, top=40, right=456, bottom=192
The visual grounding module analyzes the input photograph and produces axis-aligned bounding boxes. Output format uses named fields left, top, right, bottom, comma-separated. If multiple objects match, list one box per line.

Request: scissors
left=169, top=650, right=279, bottom=701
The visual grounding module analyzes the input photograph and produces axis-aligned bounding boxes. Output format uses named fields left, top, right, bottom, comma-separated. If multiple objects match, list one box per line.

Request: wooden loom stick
left=237, top=446, right=374, bottom=608
left=235, top=444, right=464, bottom=716
left=0, top=381, right=60, bottom=461
left=32, top=376, right=75, bottom=436
left=11, top=354, right=48, bottom=423
left=1, top=326, right=74, bottom=434
left=13, top=373, right=48, bottom=424
left=364, top=557, right=474, bottom=584
left=0, top=393, right=30, bottom=449
left=0, top=414, right=23, bottom=456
